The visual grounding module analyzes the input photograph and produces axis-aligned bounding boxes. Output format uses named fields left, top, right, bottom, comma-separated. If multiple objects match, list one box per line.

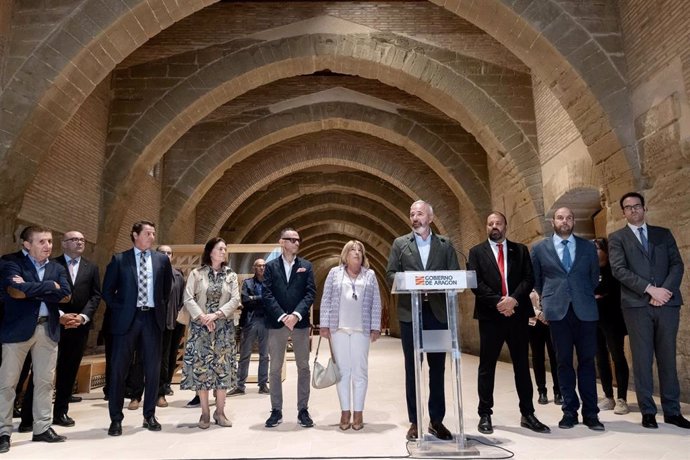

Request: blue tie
left=638, top=227, right=649, bottom=253
left=561, top=240, right=572, bottom=272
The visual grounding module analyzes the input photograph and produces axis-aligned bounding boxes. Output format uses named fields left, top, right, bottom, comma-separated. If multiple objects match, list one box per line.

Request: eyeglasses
left=281, top=237, right=301, bottom=244
left=622, top=204, right=643, bottom=212
left=64, top=237, right=85, bottom=243
left=254, top=264, right=266, bottom=268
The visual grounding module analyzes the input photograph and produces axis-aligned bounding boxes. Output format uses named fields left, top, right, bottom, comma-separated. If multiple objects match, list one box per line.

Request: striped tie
left=138, top=251, right=148, bottom=306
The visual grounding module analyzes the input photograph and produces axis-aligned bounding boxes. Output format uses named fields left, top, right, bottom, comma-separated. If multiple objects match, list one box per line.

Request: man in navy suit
left=386, top=200, right=460, bottom=441
left=102, top=221, right=172, bottom=437
left=0, top=226, right=72, bottom=453
left=468, top=211, right=549, bottom=434
left=531, top=207, right=603, bottom=431
left=608, top=192, right=689, bottom=429
left=262, top=228, right=316, bottom=429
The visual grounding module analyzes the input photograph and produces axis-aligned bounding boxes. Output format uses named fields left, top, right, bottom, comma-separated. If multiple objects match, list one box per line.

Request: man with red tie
left=468, top=211, right=549, bottom=435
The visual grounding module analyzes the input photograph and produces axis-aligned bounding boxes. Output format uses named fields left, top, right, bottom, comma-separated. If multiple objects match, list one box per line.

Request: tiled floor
left=5, top=336, right=689, bottom=459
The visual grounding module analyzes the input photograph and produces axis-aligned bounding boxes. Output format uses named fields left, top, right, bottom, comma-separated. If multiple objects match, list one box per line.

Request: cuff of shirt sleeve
left=278, top=313, right=287, bottom=323
left=293, top=312, right=302, bottom=321
left=80, top=314, right=90, bottom=324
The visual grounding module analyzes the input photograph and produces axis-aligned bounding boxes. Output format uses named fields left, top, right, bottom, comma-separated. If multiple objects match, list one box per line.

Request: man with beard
left=386, top=200, right=460, bottom=441
left=608, top=192, right=688, bottom=429
left=468, top=212, right=549, bottom=434
left=531, top=207, right=603, bottom=431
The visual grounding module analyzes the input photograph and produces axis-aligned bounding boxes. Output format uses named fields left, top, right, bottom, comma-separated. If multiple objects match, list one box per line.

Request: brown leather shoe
left=156, top=396, right=168, bottom=408
left=339, top=411, right=351, bottom=430
left=127, top=399, right=140, bottom=410
left=352, top=411, right=364, bottom=431
left=406, top=423, right=418, bottom=441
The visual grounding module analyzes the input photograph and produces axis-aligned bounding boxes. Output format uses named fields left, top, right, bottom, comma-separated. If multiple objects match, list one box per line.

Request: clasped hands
left=59, top=313, right=82, bottom=329
left=496, top=296, right=517, bottom=317
left=198, top=312, right=223, bottom=331
left=647, top=285, right=672, bottom=307
left=282, top=313, right=299, bottom=331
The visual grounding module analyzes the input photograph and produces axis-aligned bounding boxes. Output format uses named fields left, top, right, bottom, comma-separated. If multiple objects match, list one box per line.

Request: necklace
left=345, top=267, right=361, bottom=300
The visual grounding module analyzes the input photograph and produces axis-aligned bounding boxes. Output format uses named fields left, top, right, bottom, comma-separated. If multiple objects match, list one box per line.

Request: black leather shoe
left=0, top=435, right=9, bottom=454
left=142, top=416, right=161, bottom=431
left=258, top=384, right=270, bottom=394
left=69, top=395, right=82, bottom=403
left=32, top=427, right=66, bottom=443
left=53, top=414, right=75, bottom=427
left=642, top=414, right=658, bottom=429
left=297, top=409, right=314, bottom=428
left=428, top=421, right=453, bottom=440
left=664, top=414, right=690, bottom=429
left=265, top=409, right=282, bottom=428
left=554, top=393, right=563, bottom=405
left=107, top=421, right=122, bottom=436
left=164, top=384, right=173, bottom=396
left=583, top=416, right=605, bottom=431
left=228, top=387, right=245, bottom=396
left=558, top=413, right=578, bottom=429
left=521, top=414, right=551, bottom=433
left=17, top=423, right=32, bottom=433
left=538, top=392, right=548, bottom=405
left=406, top=423, right=418, bottom=441
left=478, top=414, right=493, bottom=434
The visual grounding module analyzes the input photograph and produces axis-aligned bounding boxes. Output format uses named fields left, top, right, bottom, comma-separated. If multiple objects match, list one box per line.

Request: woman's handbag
left=176, top=307, right=190, bottom=326
left=311, top=335, right=341, bottom=389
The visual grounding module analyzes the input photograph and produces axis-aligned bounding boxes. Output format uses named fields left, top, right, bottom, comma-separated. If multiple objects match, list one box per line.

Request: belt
left=37, top=316, right=49, bottom=324
left=138, top=306, right=153, bottom=312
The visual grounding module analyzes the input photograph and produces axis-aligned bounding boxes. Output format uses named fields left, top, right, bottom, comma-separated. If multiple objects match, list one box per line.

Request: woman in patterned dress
left=181, top=237, right=240, bottom=429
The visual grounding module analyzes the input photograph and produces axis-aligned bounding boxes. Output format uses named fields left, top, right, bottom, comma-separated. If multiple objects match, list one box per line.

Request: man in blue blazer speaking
left=531, top=207, right=603, bottom=431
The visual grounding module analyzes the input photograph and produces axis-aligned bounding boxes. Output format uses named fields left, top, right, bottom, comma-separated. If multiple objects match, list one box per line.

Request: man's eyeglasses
left=281, top=237, right=301, bottom=244
left=623, top=204, right=643, bottom=212
left=64, top=237, right=85, bottom=243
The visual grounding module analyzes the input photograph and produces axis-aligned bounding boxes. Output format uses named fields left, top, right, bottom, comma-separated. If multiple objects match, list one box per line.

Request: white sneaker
left=614, top=398, right=629, bottom=415
left=598, top=397, right=615, bottom=411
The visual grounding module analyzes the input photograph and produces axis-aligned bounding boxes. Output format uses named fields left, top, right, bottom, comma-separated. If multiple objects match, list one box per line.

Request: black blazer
left=386, top=232, right=461, bottom=323
left=53, top=255, right=102, bottom=328
left=262, top=256, right=316, bottom=330
left=240, top=276, right=265, bottom=327
left=102, top=248, right=173, bottom=335
left=1, top=256, right=71, bottom=343
left=468, top=240, right=535, bottom=321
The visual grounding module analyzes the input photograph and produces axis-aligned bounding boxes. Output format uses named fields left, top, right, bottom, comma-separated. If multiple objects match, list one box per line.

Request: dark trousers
left=125, top=352, right=144, bottom=400
left=108, top=310, right=162, bottom=421
left=478, top=318, right=534, bottom=416
left=53, top=326, right=89, bottom=416
left=595, top=325, right=629, bottom=400
left=529, top=321, right=559, bottom=396
left=622, top=305, right=680, bottom=416
left=237, top=317, right=269, bottom=389
left=164, top=323, right=186, bottom=386
left=399, top=305, right=446, bottom=424
left=549, top=306, right=598, bottom=418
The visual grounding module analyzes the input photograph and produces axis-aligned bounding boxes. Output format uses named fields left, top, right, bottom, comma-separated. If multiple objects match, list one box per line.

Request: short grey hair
left=411, top=200, right=434, bottom=217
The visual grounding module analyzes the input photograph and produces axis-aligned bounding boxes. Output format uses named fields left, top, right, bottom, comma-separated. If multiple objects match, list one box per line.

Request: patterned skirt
left=180, top=319, right=237, bottom=390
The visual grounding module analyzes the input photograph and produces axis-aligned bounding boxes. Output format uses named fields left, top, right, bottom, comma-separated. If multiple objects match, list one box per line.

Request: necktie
left=138, top=251, right=148, bottom=306
left=561, top=240, right=572, bottom=272
left=638, top=227, right=649, bottom=253
left=497, top=243, right=507, bottom=296
left=69, top=258, right=78, bottom=282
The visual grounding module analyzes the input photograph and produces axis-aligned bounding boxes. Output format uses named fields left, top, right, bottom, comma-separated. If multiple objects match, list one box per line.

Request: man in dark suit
left=468, top=211, right=549, bottom=434
left=386, top=200, right=460, bottom=441
left=531, top=207, right=603, bottom=431
left=608, top=192, right=689, bottom=429
left=102, top=221, right=172, bottom=437
left=19, top=230, right=101, bottom=430
left=52, top=231, right=101, bottom=425
left=0, top=226, right=72, bottom=453
left=262, top=229, right=316, bottom=429
left=231, top=258, right=269, bottom=396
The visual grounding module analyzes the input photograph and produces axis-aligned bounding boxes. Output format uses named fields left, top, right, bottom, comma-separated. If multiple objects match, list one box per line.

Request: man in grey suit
left=531, top=207, right=603, bottom=431
left=386, top=200, right=460, bottom=441
left=608, top=192, right=689, bottom=429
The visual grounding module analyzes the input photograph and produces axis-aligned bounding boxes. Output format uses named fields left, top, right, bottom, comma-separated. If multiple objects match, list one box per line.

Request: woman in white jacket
left=319, top=240, right=382, bottom=431
left=181, top=237, right=240, bottom=429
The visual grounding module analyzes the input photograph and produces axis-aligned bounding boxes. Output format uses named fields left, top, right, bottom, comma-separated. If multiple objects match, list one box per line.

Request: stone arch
left=435, top=0, right=636, bottom=191
left=101, top=32, right=539, bottom=253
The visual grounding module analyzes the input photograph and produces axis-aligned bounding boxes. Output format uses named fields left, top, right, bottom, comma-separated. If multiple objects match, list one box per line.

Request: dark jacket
left=262, top=256, right=316, bottom=329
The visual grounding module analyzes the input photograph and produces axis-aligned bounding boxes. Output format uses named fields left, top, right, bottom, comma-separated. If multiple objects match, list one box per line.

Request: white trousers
left=331, top=330, right=370, bottom=411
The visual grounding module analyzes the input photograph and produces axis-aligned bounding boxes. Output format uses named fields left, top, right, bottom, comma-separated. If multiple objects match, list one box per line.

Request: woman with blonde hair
left=181, top=237, right=240, bottom=429
left=320, top=240, right=382, bottom=431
